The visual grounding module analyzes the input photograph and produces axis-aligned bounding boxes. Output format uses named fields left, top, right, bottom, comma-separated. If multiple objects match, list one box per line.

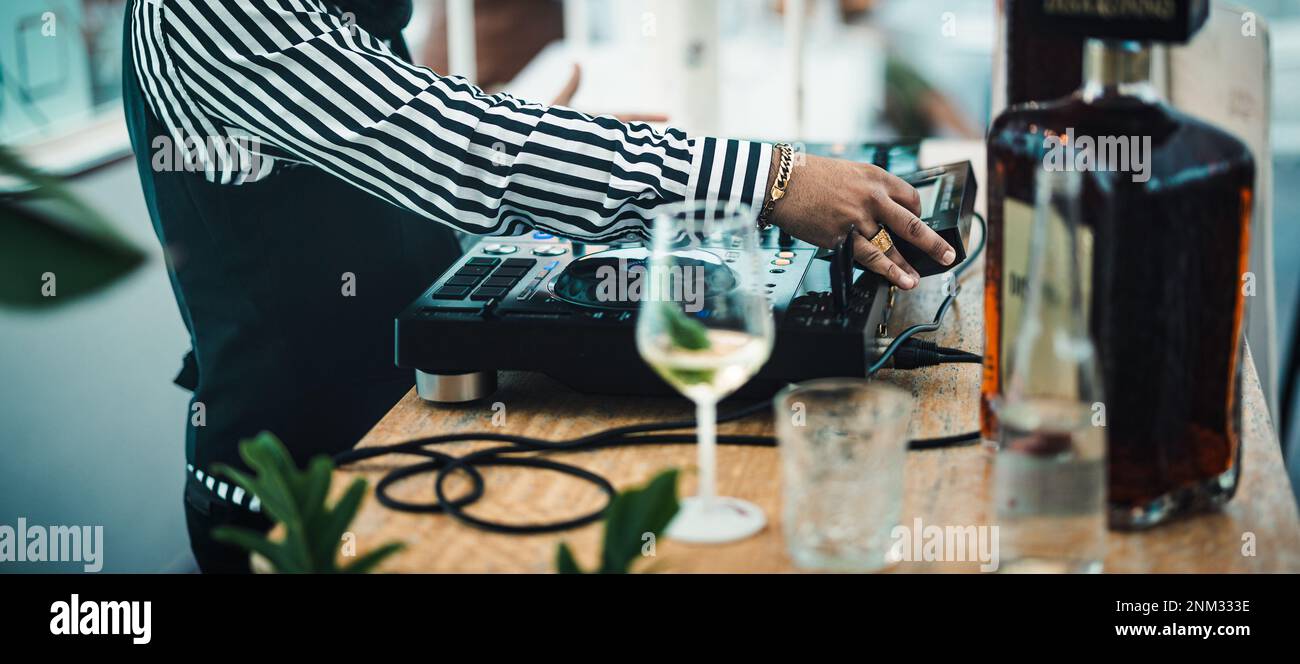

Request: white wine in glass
left=639, top=328, right=770, bottom=402
left=635, top=202, right=774, bottom=543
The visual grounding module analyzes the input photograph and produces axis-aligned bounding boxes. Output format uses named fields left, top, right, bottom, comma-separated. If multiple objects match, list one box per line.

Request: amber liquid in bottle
left=983, top=41, right=1253, bottom=528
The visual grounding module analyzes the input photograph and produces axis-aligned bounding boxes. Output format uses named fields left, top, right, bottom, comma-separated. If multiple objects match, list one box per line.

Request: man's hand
left=769, top=154, right=955, bottom=290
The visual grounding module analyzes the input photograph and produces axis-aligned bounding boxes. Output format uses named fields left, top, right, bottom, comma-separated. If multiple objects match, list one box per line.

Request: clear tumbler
left=775, top=379, right=913, bottom=571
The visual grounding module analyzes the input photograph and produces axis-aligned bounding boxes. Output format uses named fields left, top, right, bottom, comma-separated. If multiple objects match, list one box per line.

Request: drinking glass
left=993, top=169, right=1106, bottom=573
left=775, top=379, right=912, bottom=571
left=635, top=201, right=774, bottom=543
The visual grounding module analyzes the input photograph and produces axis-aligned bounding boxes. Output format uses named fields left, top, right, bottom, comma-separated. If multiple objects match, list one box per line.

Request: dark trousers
left=183, top=478, right=271, bottom=574
left=122, top=9, right=456, bottom=576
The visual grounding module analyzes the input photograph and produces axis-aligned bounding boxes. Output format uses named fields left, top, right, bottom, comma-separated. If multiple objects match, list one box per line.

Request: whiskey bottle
left=984, top=19, right=1254, bottom=527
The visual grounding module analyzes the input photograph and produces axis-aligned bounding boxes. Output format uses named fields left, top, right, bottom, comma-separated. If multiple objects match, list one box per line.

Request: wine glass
left=635, top=201, right=775, bottom=543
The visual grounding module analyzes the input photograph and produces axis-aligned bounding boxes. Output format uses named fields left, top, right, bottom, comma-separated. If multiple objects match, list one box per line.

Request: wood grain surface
left=333, top=242, right=1300, bottom=573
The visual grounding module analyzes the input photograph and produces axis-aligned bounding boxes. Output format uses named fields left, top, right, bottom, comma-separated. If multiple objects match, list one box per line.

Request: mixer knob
left=483, top=244, right=518, bottom=255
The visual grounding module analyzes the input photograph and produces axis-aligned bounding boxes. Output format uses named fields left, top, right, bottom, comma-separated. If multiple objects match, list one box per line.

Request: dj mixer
left=394, top=143, right=976, bottom=402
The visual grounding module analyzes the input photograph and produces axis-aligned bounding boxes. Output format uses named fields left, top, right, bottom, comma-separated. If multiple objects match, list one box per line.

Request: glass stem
left=695, top=398, right=718, bottom=504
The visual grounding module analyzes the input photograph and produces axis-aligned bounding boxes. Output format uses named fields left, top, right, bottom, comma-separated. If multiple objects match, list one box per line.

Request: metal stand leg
left=414, top=370, right=497, bottom=403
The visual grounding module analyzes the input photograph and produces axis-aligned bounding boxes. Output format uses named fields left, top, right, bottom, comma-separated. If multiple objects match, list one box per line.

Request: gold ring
left=869, top=227, right=894, bottom=253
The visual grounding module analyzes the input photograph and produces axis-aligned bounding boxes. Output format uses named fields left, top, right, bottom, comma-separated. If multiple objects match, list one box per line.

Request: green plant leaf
left=598, top=469, right=680, bottom=574
left=215, top=457, right=311, bottom=571
left=213, top=432, right=402, bottom=573
left=281, top=524, right=316, bottom=573
left=212, top=525, right=304, bottom=574
left=340, top=542, right=405, bottom=574
left=311, top=478, right=368, bottom=570
left=299, top=456, right=334, bottom=525
left=659, top=301, right=710, bottom=350
left=884, top=56, right=937, bottom=139
left=233, top=433, right=301, bottom=527
left=0, top=146, right=145, bottom=309
left=238, top=434, right=313, bottom=569
left=555, top=542, right=584, bottom=574
left=0, top=146, right=119, bottom=231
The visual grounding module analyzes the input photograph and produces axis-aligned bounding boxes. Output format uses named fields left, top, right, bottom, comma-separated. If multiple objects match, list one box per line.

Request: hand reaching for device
left=768, top=154, right=956, bottom=290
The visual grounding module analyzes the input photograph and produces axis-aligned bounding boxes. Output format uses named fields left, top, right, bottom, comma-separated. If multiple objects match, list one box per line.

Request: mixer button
left=483, top=244, right=518, bottom=255
left=771, top=258, right=792, bottom=266
left=455, top=265, right=492, bottom=277
left=533, top=246, right=567, bottom=256
left=433, top=286, right=471, bottom=300
left=470, top=286, right=509, bottom=300
left=494, top=266, right=529, bottom=278
left=466, top=257, right=501, bottom=267
left=776, top=251, right=795, bottom=259
left=502, top=258, right=538, bottom=269
left=483, top=276, right=518, bottom=288
left=447, top=275, right=481, bottom=287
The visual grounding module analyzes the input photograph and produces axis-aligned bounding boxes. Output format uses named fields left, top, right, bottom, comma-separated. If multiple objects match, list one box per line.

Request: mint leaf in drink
left=660, top=301, right=710, bottom=350
left=670, top=368, right=716, bottom=385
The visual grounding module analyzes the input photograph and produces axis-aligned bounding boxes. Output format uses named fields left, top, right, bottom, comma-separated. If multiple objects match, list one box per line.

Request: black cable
left=865, top=211, right=986, bottom=376
left=908, top=429, right=981, bottom=450
left=882, top=341, right=982, bottom=369
left=335, top=212, right=992, bottom=533
left=342, top=404, right=975, bottom=534
left=435, top=455, right=616, bottom=534
left=936, top=343, right=980, bottom=359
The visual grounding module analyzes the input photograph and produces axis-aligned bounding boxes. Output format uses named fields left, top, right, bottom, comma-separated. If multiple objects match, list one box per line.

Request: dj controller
left=394, top=143, right=976, bottom=402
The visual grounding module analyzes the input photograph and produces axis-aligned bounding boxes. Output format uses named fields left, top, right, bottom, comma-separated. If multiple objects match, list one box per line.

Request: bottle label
left=1001, top=197, right=1034, bottom=387
left=1023, top=0, right=1210, bottom=43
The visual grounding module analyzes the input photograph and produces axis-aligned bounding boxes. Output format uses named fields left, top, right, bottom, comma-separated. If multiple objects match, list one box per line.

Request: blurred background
left=0, top=0, right=1296, bottom=571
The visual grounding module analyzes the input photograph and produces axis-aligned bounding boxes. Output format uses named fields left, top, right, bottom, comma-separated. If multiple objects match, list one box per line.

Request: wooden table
left=336, top=256, right=1300, bottom=574
left=335, top=141, right=1300, bottom=573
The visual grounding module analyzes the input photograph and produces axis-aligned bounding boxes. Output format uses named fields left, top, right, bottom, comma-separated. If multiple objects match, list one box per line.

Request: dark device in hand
left=893, top=160, right=977, bottom=278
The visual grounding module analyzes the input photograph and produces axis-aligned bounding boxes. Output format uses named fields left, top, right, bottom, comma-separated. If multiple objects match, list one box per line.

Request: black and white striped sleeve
left=143, top=0, right=772, bottom=241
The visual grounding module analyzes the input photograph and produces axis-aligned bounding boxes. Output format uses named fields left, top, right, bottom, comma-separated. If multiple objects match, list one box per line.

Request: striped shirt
left=128, top=0, right=772, bottom=240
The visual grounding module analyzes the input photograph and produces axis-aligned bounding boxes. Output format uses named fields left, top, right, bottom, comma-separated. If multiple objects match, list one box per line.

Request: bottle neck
left=1081, top=39, right=1159, bottom=103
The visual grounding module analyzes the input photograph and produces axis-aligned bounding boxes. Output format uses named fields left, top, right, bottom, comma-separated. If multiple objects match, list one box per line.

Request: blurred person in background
left=422, top=0, right=564, bottom=90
